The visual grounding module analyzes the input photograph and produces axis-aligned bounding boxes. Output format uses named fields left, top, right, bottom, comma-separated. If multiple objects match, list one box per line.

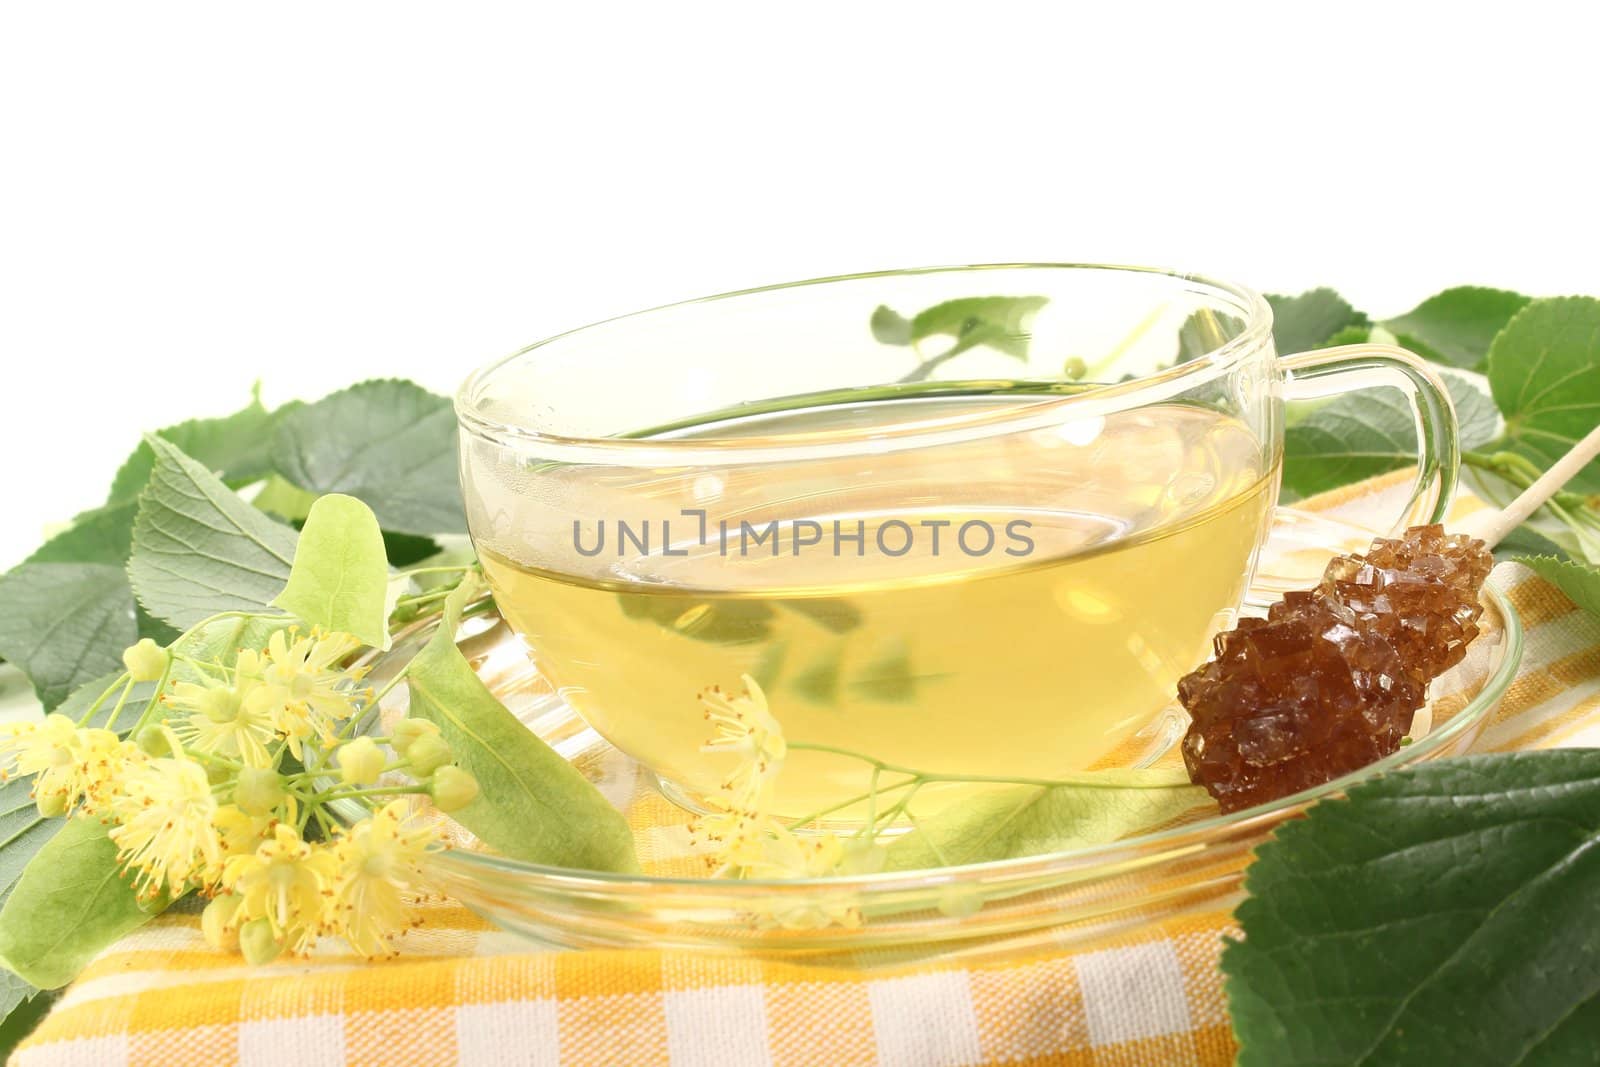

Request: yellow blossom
left=222, top=823, right=339, bottom=955
left=699, top=675, right=786, bottom=808
left=109, top=756, right=222, bottom=897
left=0, top=716, right=140, bottom=815
left=166, top=677, right=276, bottom=767
left=215, top=802, right=276, bottom=863
left=327, top=801, right=437, bottom=956
left=241, top=630, right=366, bottom=758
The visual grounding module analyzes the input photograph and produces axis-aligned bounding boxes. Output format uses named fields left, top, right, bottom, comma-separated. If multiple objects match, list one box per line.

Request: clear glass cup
left=456, top=264, right=1460, bottom=821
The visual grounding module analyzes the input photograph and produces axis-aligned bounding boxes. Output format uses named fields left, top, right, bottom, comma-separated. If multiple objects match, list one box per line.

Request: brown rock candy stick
left=1180, top=422, right=1600, bottom=813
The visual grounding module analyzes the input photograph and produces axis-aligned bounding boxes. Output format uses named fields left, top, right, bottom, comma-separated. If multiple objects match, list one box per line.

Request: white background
left=3, top=2, right=1599, bottom=568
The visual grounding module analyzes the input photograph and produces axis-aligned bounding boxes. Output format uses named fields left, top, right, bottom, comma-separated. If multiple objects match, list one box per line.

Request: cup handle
left=1252, top=344, right=1461, bottom=595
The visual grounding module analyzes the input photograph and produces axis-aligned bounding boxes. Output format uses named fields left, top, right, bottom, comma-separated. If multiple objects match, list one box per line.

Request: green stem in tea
left=786, top=741, right=1183, bottom=791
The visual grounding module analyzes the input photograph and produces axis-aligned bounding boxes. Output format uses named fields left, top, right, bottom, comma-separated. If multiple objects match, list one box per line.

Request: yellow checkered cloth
left=14, top=477, right=1600, bottom=1067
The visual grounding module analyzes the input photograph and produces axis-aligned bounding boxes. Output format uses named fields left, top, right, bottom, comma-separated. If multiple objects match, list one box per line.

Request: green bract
left=271, top=494, right=392, bottom=648
left=406, top=578, right=640, bottom=873
left=884, top=770, right=1205, bottom=872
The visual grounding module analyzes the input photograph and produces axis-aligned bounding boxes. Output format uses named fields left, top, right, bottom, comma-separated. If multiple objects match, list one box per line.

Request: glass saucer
left=349, top=582, right=1521, bottom=968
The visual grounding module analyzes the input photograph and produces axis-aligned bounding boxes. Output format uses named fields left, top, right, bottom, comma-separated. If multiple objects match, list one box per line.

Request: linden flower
left=0, top=716, right=138, bottom=815
left=242, top=629, right=366, bottom=758
left=223, top=823, right=339, bottom=955
left=719, top=824, right=864, bottom=930
left=699, top=674, right=786, bottom=807
left=687, top=796, right=773, bottom=877
left=109, top=757, right=223, bottom=898
left=215, top=802, right=277, bottom=863
left=328, top=801, right=438, bottom=956
left=166, top=676, right=276, bottom=767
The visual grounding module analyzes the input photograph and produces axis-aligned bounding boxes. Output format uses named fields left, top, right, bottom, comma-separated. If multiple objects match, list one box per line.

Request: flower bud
left=202, top=895, right=243, bottom=952
left=406, top=734, right=452, bottom=777
left=430, top=766, right=479, bottom=812
left=235, top=767, right=285, bottom=816
left=200, top=687, right=241, bottom=724
left=391, top=717, right=440, bottom=755
left=238, top=917, right=282, bottom=965
left=136, top=725, right=171, bottom=757
left=34, top=789, right=67, bottom=818
left=121, top=638, right=169, bottom=683
left=338, top=737, right=385, bottom=786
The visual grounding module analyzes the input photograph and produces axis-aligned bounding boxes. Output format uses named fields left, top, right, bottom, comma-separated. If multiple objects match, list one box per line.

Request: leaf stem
left=75, top=673, right=131, bottom=729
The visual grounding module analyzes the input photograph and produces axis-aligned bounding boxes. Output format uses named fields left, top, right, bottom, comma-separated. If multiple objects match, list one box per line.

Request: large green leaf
left=884, top=771, right=1205, bottom=872
left=106, top=389, right=281, bottom=507
left=0, top=779, right=61, bottom=1027
left=128, top=437, right=299, bottom=629
left=1383, top=286, right=1532, bottom=371
left=0, top=564, right=137, bottom=710
left=1282, top=370, right=1497, bottom=500
left=25, top=502, right=135, bottom=566
left=271, top=494, right=391, bottom=648
left=407, top=581, right=639, bottom=873
left=1225, top=751, right=1600, bottom=1067
left=21, top=503, right=177, bottom=649
left=1515, top=555, right=1600, bottom=619
left=272, top=380, right=465, bottom=535
left=1489, top=297, right=1600, bottom=493
left=1267, top=289, right=1367, bottom=354
left=0, top=816, right=157, bottom=990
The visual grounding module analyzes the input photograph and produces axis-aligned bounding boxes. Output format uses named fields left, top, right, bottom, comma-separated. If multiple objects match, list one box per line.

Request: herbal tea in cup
left=458, top=265, right=1459, bottom=820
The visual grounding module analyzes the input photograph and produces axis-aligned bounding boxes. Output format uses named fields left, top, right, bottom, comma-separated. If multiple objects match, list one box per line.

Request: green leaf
left=25, top=502, right=135, bottom=566
left=1489, top=296, right=1600, bottom=493
left=251, top=474, right=319, bottom=523
left=908, top=295, right=1048, bottom=361
left=0, top=984, right=54, bottom=1060
left=1318, top=323, right=1376, bottom=348
left=0, top=564, right=137, bottom=710
left=1225, top=751, right=1600, bottom=1067
left=1283, top=370, right=1498, bottom=499
left=106, top=388, right=280, bottom=507
left=1514, top=555, right=1600, bottom=619
left=271, top=495, right=391, bottom=648
left=0, top=780, right=67, bottom=915
left=272, top=379, right=465, bottom=535
left=1493, top=525, right=1572, bottom=565
left=380, top=531, right=444, bottom=568
left=128, top=436, right=299, bottom=630
left=406, top=579, right=639, bottom=873
left=884, top=771, right=1205, bottom=872
left=870, top=305, right=913, bottom=345
left=174, top=614, right=294, bottom=675
left=0, top=816, right=157, bottom=990
left=1266, top=289, right=1368, bottom=354
left=1383, top=286, right=1532, bottom=371
left=0, top=774, right=68, bottom=1035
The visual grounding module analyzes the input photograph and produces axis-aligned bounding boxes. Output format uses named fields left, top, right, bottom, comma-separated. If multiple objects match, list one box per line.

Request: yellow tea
left=476, top=398, right=1275, bottom=819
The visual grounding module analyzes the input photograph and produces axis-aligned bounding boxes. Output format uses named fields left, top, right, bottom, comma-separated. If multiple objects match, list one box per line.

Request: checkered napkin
left=14, top=478, right=1600, bottom=1067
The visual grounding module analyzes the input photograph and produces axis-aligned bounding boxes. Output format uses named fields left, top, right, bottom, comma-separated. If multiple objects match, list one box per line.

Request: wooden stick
left=1455, top=422, right=1600, bottom=548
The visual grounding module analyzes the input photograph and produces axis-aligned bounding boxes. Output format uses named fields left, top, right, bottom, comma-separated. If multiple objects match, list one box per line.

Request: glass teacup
left=456, top=265, right=1458, bottom=819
